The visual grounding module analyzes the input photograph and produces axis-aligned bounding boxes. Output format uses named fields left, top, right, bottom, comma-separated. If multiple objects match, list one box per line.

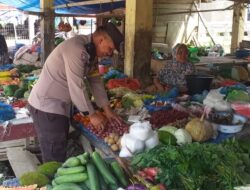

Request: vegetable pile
left=131, top=138, right=250, bottom=190
left=45, top=151, right=129, bottom=190
left=149, top=109, right=189, bottom=129
left=85, top=120, right=129, bottom=139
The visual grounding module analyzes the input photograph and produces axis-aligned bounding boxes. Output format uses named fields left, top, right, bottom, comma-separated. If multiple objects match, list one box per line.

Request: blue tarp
left=0, top=0, right=125, bottom=15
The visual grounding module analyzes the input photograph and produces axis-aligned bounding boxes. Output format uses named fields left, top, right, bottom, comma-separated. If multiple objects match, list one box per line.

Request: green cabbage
left=174, top=128, right=192, bottom=145
left=159, top=126, right=178, bottom=135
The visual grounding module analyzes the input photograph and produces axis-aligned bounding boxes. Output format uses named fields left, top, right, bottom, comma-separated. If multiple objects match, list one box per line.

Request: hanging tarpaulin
left=0, top=0, right=125, bottom=15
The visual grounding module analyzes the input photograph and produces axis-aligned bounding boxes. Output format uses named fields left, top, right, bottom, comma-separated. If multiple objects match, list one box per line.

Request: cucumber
left=63, top=157, right=81, bottom=167
left=92, top=151, right=118, bottom=185
left=87, top=162, right=100, bottom=190
left=110, top=161, right=129, bottom=187
left=52, top=183, right=82, bottom=190
left=98, top=172, right=108, bottom=190
left=76, top=154, right=88, bottom=165
left=84, top=179, right=91, bottom=189
left=46, top=184, right=53, bottom=190
left=83, top=152, right=90, bottom=160
left=52, top=180, right=57, bottom=187
left=57, top=166, right=86, bottom=176
left=109, top=184, right=119, bottom=190
left=54, top=173, right=88, bottom=184
left=78, top=182, right=90, bottom=190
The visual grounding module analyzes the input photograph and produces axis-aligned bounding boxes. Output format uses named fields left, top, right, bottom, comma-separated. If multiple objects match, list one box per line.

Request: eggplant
left=125, top=184, right=147, bottom=190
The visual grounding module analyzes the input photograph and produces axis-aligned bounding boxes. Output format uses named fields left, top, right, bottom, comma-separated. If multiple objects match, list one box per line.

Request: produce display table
left=0, top=122, right=37, bottom=161
left=151, top=56, right=249, bottom=74
left=0, top=123, right=36, bottom=142
left=75, top=120, right=250, bottom=158
left=74, top=122, right=113, bottom=157
left=195, top=56, right=249, bottom=67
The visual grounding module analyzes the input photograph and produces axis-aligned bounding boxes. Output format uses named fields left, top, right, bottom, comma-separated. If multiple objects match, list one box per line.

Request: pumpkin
left=185, top=117, right=213, bottom=142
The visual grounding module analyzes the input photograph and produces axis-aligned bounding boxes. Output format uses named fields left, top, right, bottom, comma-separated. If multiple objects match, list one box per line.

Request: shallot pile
left=85, top=120, right=129, bottom=139
left=149, top=109, right=189, bottom=129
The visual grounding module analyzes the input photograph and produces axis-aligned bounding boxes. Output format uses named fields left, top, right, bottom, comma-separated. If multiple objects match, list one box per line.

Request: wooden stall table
left=0, top=121, right=37, bottom=161
left=196, top=56, right=249, bottom=66
left=151, top=56, right=250, bottom=75
left=0, top=120, right=41, bottom=178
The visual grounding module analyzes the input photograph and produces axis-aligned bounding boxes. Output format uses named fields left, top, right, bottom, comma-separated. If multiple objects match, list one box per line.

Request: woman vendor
left=153, top=43, right=195, bottom=92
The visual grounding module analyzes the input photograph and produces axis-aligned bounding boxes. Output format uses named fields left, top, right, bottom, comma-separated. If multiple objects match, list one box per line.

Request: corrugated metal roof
left=0, top=0, right=125, bottom=15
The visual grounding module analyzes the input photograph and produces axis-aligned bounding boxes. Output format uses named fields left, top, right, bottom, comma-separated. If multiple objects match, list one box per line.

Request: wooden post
left=231, top=3, right=246, bottom=53
left=40, top=0, right=55, bottom=64
left=124, top=0, right=153, bottom=86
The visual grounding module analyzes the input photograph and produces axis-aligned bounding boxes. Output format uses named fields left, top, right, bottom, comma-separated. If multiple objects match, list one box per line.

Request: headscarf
left=158, top=43, right=195, bottom=89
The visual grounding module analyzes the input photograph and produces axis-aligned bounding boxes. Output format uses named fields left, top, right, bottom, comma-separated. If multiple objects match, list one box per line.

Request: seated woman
left=153, top=43, right=195, bottom=92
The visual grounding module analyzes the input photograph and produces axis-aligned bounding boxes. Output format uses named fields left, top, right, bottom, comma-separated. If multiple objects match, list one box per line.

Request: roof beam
left=52, top=0, right=124, bottom=9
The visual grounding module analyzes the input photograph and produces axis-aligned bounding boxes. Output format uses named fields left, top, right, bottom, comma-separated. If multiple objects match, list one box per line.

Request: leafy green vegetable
left=131, top=138, right=250, bottom=190
left=16, top=64, right=40, bottom=73
left=14, top=88, right=26, bottom=98
left=3, top=85, right=19, bottom=96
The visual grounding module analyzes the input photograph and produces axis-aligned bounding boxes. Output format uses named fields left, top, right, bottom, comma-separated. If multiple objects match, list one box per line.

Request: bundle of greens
left=131, top=138, right=250, bottom=190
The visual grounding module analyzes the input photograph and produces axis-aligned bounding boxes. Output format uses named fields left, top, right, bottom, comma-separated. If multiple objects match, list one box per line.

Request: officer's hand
left=89, top=111, right=107, bottom=130
left=103, top=105, right=122, bottom=127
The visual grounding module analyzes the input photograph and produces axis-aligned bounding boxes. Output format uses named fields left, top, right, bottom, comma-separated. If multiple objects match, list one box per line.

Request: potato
left=113, top=135, right=119, bottom=142
left=111, top=144, right=119, bottom=152
left=117, top=137, right=121, bottom=145
left=108, top=138, right=115, bottom=145
left=109, top=133, right=115, bottom=138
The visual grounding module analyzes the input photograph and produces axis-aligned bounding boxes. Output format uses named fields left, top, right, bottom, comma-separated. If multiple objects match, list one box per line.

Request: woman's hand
left=153, top=77, right=167, bottom=92
left=103, top=105, right=122, bottom=126
left=89, top=111, right=107, bottom=130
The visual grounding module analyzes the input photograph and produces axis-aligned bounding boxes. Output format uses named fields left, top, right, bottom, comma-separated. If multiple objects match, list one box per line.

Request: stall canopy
left=0, top=0, right=125, bottom=15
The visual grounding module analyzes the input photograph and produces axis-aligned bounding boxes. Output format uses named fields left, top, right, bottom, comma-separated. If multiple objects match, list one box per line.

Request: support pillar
left=231, top=3, right=246, bottom=53
left=124, top=0, right=153, bottom=86
left=40, top=0, right=55, bottom=64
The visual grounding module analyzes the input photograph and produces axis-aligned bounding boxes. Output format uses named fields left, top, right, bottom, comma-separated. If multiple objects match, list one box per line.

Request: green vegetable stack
left=49, top=151, right=129, bottom=190
left=131, top=138, right=250, bottom=190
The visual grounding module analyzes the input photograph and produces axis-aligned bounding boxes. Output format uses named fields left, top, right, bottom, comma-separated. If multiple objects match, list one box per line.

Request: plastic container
left=98, top=64, right=109, bottom=74
left=208, top=110, right=234, bottom=125
left=213, top=114, right=247, bottom=134
left=186, top=74, right=214, bottom=95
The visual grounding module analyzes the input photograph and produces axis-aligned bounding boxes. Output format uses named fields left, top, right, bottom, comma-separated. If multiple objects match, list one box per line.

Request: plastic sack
left=226, top=90, right=250, bottom=103
left=220, top=84, right=247, bottom=95
left=188, top=47, right=200, bottom=63
left=144, top=99, right=173, bottom=112
left=232, top=103, right=250, bottom=118
left=0, top=102, right=16, bottom=122
left=103, top=69, right=127, bottom=83
left=156, top=87, right=179, bottom=100
left=0, top=64, right=14, bottom=71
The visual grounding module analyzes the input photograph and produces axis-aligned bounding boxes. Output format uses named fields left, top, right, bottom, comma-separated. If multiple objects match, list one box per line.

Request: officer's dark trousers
left=27, top=104, right=69, bottom=163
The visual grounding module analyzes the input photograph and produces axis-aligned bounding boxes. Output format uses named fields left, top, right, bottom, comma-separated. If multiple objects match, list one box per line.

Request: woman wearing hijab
left=153, top=43, right=195, bottom=92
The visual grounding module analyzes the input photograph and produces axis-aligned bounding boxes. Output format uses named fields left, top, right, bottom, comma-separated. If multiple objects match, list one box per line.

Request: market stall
left=0, top=0, right=250, bottom=190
